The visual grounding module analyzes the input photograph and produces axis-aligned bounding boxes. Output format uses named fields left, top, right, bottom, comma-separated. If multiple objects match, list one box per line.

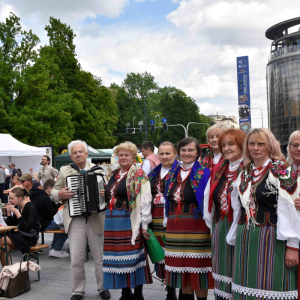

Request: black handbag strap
left=19, top=254, right=29, bottom=273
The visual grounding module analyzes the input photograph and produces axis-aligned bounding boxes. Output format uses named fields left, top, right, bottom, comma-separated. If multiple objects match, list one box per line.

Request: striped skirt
left=233, top=221, right=298, bottom=300
left=212, top=215, right=234, bottom=300
left=103, top=204, right=152, bottom=289
left=152, top=204, right=166, bottom=279
left=165, top=203, right=213, bottom=290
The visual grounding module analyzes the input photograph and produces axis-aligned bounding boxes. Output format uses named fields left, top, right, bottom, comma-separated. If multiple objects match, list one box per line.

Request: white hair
left=287, top=130, right=300, bottom=164
left=206, top=124, right=227, bottom=141
left=68, top=140, right=88, bottom=153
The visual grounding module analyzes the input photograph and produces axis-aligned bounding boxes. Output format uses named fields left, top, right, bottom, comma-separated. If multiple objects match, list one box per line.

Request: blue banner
left=237, top=56, right=251, bottom=134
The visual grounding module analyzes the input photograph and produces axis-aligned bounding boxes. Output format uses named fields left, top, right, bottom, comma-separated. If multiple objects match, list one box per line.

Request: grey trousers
left=68, top=217, right=104, bottom=296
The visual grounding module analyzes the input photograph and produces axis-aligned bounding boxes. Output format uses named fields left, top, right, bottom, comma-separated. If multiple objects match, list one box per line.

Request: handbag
left=144, top=228, right=165, bottom=264
left=1, top=253, right=31, bottom=298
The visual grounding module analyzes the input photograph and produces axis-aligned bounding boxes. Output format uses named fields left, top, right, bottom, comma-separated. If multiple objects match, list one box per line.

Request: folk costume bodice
left=150, top=167, right=169, bottom=205
left=238, top=168, right=278, bottom=226
left=169, top=170, right=198, bottom=214
left=209, top=158, right=244, bottom=223
left=105, top=169, right=129, bottom=210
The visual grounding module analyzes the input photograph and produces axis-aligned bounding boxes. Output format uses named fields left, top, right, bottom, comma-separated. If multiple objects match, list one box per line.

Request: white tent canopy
left=0, top=134, right=46, bottom=175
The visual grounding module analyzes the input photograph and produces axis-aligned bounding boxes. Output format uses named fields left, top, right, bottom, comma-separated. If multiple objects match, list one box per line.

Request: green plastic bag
left=144, top=228, right=165, bottom=263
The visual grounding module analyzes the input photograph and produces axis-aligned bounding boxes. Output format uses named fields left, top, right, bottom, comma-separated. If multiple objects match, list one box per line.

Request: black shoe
left=100, top=290, right=111, bottom=300
left=133, top=285, right=144, bottom=300
left=119, top=288, right=134, bottom=300
left=166, top=286, right=177, bottom=300
left=71, top=295, right=83, bottom=300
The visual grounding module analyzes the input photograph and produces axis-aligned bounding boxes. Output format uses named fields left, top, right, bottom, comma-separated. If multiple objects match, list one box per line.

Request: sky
left=1, top=0, right=299, bottom=129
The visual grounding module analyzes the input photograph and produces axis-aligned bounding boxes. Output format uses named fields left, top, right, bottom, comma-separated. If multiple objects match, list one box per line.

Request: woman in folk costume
left=287, top=130, right=300, bottom=299
left=164, top=137, right=213, bottom=300
left=227, top=128, right=300, bottom=300
left=287, top=130, right=300, bottom=175
left=203, top=128, right=246, bottom=300
left=201, top=124, right=227, bottom=177
left=101, top=142, right=153, bottom=300
left=148, top=142, right=179, bottom=300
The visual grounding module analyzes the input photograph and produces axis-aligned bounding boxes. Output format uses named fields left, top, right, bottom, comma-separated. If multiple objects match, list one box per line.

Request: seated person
left=4, top=175, right=23, bottom=194
left=0, top=188, right=39, bottom=266
left=42, top=179, right=68, bottom=258
left=21, top=174, right=69, bottom=258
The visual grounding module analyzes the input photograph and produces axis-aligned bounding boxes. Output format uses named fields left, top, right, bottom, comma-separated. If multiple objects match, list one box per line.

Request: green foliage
left=0, top=12, right=40, bottom=107
left=158, top=87, right=210, bottom=144
left=0, top=13, right=118, bottom=154
left=112, top=79, right=210, bottom=147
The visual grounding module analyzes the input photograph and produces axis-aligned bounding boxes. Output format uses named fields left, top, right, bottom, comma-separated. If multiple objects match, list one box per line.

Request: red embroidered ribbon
left=108, top=197, right=116, bottom=215
left=175, top=201, right=182, bottom=223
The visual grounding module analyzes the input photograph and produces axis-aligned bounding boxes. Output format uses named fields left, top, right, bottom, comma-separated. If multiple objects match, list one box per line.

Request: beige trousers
left=68, top=217, right=104, bottom=296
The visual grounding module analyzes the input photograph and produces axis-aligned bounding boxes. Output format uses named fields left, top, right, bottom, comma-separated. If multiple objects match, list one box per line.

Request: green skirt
left=233, top=221, right=298, bottom=300
left=212, top=215, right=234, bottom=300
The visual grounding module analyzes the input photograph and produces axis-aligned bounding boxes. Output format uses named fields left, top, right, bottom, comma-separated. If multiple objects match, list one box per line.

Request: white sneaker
left=49, top=249, right=69, bottom=258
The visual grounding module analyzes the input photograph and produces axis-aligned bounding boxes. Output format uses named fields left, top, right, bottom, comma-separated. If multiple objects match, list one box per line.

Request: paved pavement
left=2, top=233, right=214, bottom=300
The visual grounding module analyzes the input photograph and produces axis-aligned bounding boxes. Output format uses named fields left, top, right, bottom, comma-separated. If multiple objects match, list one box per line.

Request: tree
left=0, top=12, right=40, bottom=108
left=158, top=87, right=210, bottom=144
left=0, top=14, right=118, bottom=153
left=44, top=17, right=80, bottom=89
left=72, top=71, right=118, bottom=148
left=4, top=45, right=76, bottom=150
left=110, top=83, right=145, bottom=146
left=122, top=72, right=159, bottom=142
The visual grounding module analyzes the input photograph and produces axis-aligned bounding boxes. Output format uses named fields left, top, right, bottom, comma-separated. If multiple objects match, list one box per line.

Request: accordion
left=66, top=167, right=106, bottom=218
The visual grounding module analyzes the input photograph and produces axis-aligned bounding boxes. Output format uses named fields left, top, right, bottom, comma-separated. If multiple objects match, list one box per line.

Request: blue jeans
left=43, top=220, right=68, bottom=251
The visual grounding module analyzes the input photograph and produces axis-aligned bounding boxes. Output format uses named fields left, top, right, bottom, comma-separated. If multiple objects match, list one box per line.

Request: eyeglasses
left=180, top=149, right=196, bottom=153
left=290, top=143, right=300, bottom=149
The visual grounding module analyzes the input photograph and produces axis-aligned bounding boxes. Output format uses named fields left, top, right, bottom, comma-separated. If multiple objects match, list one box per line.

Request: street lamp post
left=186, top=122, right=210, bottom=137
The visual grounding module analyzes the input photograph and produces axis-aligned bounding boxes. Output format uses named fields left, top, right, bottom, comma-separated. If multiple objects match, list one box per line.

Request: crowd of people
left=0, top=125, right=299, bottom=300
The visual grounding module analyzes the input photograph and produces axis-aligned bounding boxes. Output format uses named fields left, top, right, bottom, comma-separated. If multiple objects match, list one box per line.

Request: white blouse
left=213, top=152, right=222, bottom=164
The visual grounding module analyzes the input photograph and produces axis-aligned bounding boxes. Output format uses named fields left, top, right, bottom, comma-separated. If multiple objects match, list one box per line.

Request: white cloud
left=1, top=0, right=298, bottom=130
left=0, top=3, right=15, bottom=22
left=2, top=0, right=129, bottom=24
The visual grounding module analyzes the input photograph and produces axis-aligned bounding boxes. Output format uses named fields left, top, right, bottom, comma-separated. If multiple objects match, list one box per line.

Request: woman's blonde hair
left=243, top=128, right=284, bottom=165
left=206, top=124, right=227, bottom=142
left=114, top=141, right=137, bottom=158
left=158, top=141, right=177, bottom=154
left=286, top=130, right=300, bottom=164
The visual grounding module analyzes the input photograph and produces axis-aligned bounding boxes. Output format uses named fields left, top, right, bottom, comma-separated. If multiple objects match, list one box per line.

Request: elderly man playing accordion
left=51, top=140, right=111, bottom=300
